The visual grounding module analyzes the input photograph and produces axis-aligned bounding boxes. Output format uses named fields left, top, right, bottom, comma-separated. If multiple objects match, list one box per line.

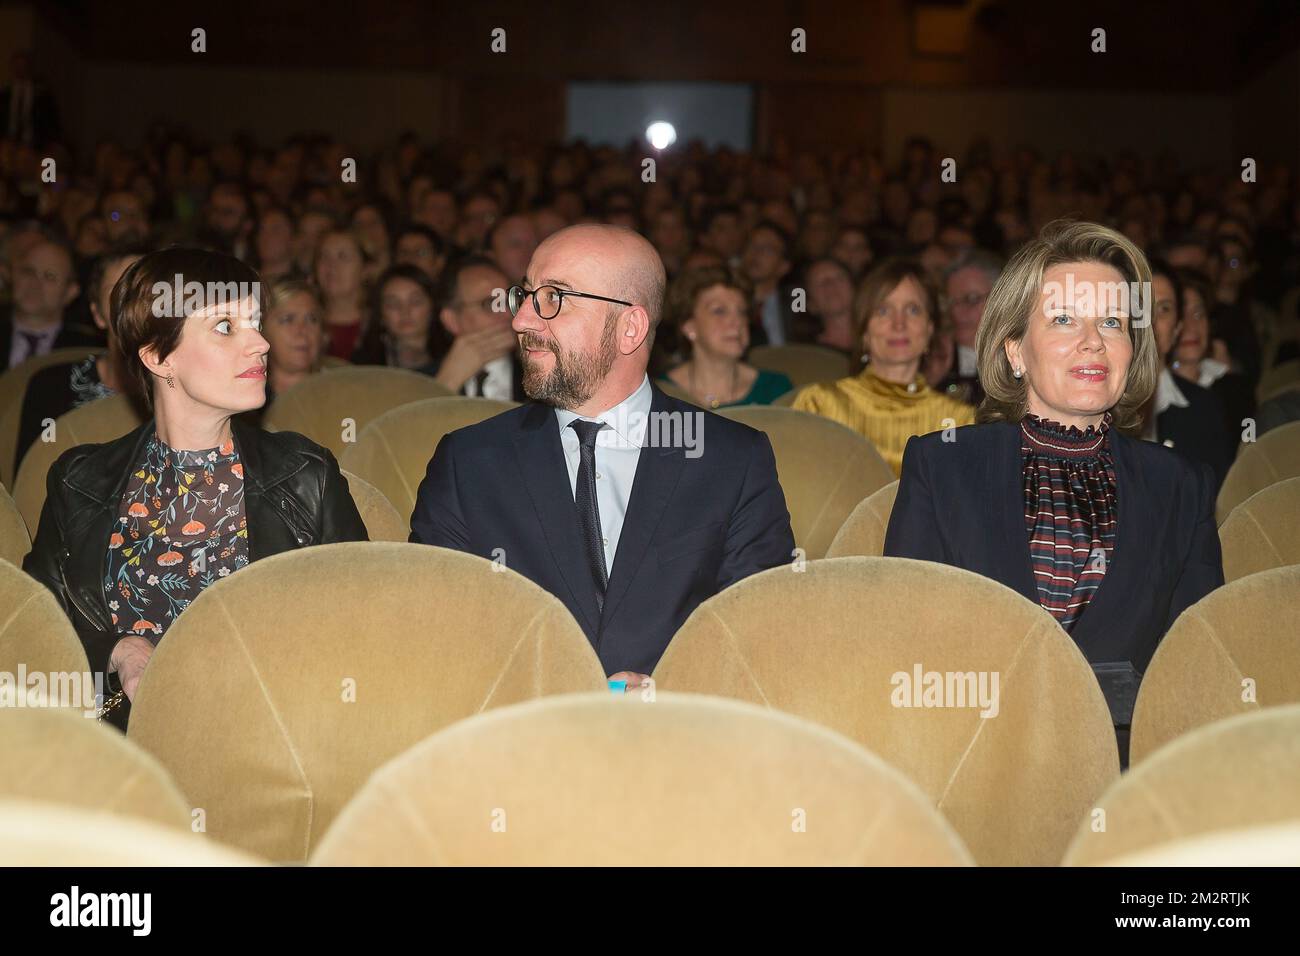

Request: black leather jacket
left=23, top=416, right=368, bottom=727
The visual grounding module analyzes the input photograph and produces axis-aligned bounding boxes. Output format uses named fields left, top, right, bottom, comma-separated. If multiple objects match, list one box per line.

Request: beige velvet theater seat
left=652, top=556, right=1120, bottom=866
left=1216, top=420, right=1300, bottom=524
left=0, top=708, right=192, bottom=831
left=339, top=468, right=407, bottom=541
left=1099, top=822, right=1300, bottom=867
left=0, top=347, right=105, bottom=489
left=339, top=396, right=516, bottom=522
left=717, top=407, right=894, bottom=559
left=1256, top=358, right=1300, bottom=404
left=0, top=799, right=262, bottom=866
left=826, top=481, right=899, bottom=558
left=748, top=343, right=852, bottom=388
left=1129, top=565, right=1300, bottom=764
left=0, top=485, right=30, bottom=566
left=1217, top=477, right=1300, bottom=582
left=126, top=542, right=606, bottom=862
left=1063, top=706, right=1300, bottom=866
left=13, top=393, right=144, bottom=536
left=0, top=557, right=89, bottom=690
left=262, top=366, right=453, bottom=458
left=311, top=693, right=973, bottom=866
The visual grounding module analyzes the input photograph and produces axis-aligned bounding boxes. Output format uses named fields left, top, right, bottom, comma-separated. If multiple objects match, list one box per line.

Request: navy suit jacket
left=409, top=383, right=796, bottom=675
left=884, top=421, right=1223, bottom=674
left=1157, top=375, right=1231, bottom=490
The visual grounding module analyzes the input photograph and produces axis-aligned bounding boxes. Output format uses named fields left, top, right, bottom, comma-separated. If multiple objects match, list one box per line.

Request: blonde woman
left=261, top=278, right=326, bottom=405
left=791, top=258, right=975, bottom=475
left=883, top=220, right=1222, bottom=765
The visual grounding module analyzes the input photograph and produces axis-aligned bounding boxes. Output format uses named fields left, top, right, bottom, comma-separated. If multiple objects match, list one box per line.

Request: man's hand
left=608, top=671, right=652, bottom=693
left=434, top=327, right=519, bottom=392
left=109, top=636, right=155, bottom=703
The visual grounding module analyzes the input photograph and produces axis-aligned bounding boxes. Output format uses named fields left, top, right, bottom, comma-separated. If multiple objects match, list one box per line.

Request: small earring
left=166, top=374, right=176, bottom=389
left=1013, top=367, right=1023, bottom=379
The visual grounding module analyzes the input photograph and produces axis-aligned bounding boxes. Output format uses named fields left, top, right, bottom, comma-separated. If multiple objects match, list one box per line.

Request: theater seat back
left=312, top=693, right=973, bottom=866
left=126, top=542, right=606, bottom=861
left=652, top=556, right=1119, bottom=865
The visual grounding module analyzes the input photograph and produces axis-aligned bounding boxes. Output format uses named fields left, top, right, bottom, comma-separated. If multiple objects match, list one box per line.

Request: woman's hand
left=433, top=327, right=518, bottom=392
left=109, top=636, right=155, bottom=703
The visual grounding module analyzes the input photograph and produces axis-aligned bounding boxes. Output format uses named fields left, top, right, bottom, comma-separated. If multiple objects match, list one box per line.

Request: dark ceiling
left=32, top=0, right=1300, bottom=92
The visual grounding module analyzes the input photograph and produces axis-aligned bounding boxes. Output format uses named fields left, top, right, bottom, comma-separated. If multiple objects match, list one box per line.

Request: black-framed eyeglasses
left=507, top=284, right=633, bottom=320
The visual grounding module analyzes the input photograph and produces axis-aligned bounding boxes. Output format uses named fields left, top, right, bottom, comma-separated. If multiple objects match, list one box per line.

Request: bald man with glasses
left=410, top=224, right=794, bottom=688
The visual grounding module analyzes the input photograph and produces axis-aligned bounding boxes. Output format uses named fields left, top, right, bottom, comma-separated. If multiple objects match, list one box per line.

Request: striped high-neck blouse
left=1020, top=412, right=1118, bottom=631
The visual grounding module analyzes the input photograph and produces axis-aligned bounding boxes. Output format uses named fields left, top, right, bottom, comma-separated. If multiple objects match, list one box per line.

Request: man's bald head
left=515, top=223, right=668, bottom=414
left=535, top=223, right=666, bottom=335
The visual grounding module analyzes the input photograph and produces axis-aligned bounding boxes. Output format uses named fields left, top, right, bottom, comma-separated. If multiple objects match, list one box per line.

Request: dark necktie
left=473, top=368, right=489, bottom=396
left=568, top=419, right=608, bottom=611
left=19, top=331, right=44, bottom=363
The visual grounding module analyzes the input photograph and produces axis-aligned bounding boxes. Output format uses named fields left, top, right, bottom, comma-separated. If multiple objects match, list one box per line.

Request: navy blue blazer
left=883, top=421, right=1223, bottom=673
left=409, top=383, right=796, bottom=675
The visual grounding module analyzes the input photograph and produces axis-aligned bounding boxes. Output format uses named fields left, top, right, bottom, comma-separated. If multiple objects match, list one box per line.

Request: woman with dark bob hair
left=883, top=220, right=1223, bottom=765
left=24, top=247, right=368, bottom=731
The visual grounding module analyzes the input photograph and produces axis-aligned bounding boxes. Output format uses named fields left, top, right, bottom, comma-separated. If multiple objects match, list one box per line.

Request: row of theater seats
left=3, top=372, right=1300, bottom=572
left=2, top=543, right=1298, bottom=865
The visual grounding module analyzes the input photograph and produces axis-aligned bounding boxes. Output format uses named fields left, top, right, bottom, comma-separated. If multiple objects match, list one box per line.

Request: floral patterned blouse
left=104, top=431, right=248, bottom=642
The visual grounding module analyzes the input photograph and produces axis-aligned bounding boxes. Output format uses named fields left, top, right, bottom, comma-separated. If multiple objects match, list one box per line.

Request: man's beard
left=519, top=311, right=619, bottom=408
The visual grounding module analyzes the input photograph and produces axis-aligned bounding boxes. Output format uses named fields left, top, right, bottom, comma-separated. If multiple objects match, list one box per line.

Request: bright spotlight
left=646, top=121, right=677, bottom=150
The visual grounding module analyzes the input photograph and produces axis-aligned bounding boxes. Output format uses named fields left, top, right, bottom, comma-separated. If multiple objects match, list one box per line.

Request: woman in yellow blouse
left=792, top=258, right=975, bottom=475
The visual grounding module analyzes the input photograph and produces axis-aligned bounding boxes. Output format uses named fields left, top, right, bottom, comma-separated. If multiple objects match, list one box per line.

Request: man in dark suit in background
left=2, top=237, right=97, bottom=370
left=431, top=254, right=525, bottom=401
left=410, top=224, right=795, bottom=685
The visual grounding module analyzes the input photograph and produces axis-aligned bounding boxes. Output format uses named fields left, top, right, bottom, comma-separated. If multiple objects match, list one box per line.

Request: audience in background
left=2, top=237, right=94, bottom=369
left=1144, top=261, right=1231, bottom=486
left=14, top=244, right=143, bottom=474
left=792, top=259, right=976, bottom=475
left=1, top=127, right=1298, bottom=500
left=430, top=254, right=521, bottom=399
left=660, top=265, right=793, bottom=408
left=1172, top=270, right=1257, bottom=450
left=258, top=277, right=326, bottom=408
left=742, top=220, right=796, bottom=346
left=801, top=257, right=857, bottom=354
left=392, top=224, right=446, bottom=281
left=252, top=206, right=298, bottom=283
left=312, top=228, right=369, bottom=361
left=354, top=263, right=445, bottom=373
left=937, top=249, right=1002, bottom=406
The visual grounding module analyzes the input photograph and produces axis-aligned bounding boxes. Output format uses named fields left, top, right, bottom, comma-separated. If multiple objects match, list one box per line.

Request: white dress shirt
left=956, top=344, right=978, bottom=378
left=554, top=374, right=652, bottom=571
left=8, top=322, right=60, bottom=369
left=760, top=290, right=787, bottom=346
left=1196, top=357, right=1229, bottom=388
left=468, top=355, right=513, bottom=401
